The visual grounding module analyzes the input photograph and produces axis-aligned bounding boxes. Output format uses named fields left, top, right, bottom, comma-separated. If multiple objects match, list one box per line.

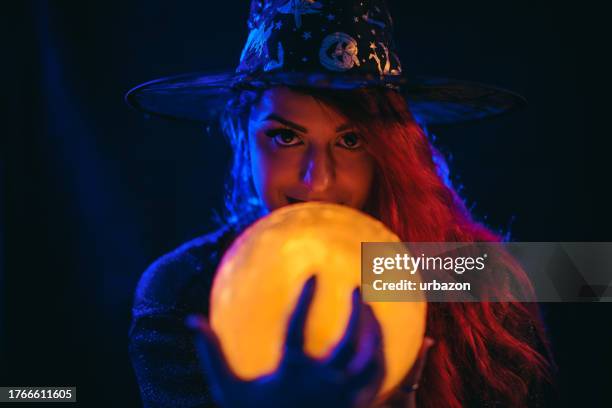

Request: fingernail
left=305, top=275, right=317, bottom=288
left=353, top=289, right=364, bottom=305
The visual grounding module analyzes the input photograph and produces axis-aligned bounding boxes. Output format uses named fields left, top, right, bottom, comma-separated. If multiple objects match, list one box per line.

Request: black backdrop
left=4, top=1, right=611, bottom=406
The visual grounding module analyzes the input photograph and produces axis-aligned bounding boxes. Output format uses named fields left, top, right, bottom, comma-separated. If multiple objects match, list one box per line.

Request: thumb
left=401, top=336, right=435, bottom=393
left=186, top=315, right=237, bottom=396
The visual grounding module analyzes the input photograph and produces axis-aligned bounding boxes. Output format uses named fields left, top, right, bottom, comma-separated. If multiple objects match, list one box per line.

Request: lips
left=286, top=196, right=305, bottom=204
left=286, top=195, right=345, bottom=206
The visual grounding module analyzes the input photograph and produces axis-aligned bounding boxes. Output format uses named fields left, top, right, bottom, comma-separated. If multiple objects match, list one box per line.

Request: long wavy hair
left=217, top=86, right=555, bottom=407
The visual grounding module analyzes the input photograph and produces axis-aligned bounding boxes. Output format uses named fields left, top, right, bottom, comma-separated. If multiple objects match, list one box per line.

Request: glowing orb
left=210, top=202, right=426, bottom=399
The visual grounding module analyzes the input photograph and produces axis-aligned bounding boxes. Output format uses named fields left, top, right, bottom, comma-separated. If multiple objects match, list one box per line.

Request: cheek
left=337, top=155, right=376, bottom=207
left=249, top=136, right=296, bottom=209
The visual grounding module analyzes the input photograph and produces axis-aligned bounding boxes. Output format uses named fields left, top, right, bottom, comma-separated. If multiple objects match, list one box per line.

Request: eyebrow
left=264, top=113, right=352, bottom=133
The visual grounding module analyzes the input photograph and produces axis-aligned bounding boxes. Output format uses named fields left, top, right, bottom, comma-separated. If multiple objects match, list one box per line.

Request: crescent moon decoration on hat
left=125, top=0, right=526, bottom=126
left=319, top=32, right=360, bottom=71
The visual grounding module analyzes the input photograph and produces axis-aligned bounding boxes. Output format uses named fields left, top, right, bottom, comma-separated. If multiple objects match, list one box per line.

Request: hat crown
left=237, top=0, right=402, bottom=79
left=126, top=0, right=526, bottom=125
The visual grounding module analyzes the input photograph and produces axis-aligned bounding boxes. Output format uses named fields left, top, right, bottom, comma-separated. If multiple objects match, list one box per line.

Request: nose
left=301, top=146, right=334, bottom=193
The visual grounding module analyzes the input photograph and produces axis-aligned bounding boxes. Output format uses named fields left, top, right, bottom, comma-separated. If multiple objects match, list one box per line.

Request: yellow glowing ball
left=210, top=202, right=426, bottom=399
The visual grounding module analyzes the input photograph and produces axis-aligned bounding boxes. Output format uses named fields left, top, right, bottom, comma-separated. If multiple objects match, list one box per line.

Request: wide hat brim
left=125, top=70, right=526, bottom=126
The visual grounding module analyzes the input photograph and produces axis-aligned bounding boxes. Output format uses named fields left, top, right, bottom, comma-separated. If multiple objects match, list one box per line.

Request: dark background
left=3, top=1, right=611, bottom=406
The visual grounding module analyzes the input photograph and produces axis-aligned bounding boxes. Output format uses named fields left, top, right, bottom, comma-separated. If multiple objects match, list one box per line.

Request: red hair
left=305, top=87, right=555, bottom=407
left=221, top=86, right=555, bottom=406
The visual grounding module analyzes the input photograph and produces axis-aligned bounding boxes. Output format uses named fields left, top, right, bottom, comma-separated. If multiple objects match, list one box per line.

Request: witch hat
left=126, top=0, right=525, bottom=125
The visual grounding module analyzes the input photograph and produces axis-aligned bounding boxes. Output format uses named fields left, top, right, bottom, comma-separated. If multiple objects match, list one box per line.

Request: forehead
left=249, top=87, right=348, bottom=129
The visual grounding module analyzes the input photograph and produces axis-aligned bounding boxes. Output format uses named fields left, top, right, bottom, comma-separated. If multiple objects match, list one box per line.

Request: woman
left=127, top=1, right=555, bottom=406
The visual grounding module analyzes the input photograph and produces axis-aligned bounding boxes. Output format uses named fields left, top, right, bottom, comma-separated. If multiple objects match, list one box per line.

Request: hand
left=187, top=276, right=385, bottom=408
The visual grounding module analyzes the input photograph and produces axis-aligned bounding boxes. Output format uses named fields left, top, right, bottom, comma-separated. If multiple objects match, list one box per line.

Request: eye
left=337, top=132, right=363, bottom=150
left=265, top=129, right=303, bottom=147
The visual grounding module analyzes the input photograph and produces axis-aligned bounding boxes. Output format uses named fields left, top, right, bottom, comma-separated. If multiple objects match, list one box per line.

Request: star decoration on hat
left=362, top=11, right=386, bottom=28
left=277, top=0, right=323, bottom=29
left=302, top=31, right=312, bottom=40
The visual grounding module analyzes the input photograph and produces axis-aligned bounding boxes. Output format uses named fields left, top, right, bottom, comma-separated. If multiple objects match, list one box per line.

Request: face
left=248, top=87, right=376, bottom=212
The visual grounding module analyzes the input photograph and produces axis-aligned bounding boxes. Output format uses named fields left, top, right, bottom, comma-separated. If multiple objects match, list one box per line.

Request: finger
left=348, top=306, right=385, bottom=404
left=349, top=348, right=384, bottom=390
left=326, top=288, right=362, bottom=368
left=186, top=315, right=237, bottom=396
left=284, top=276, right=317, bottom=355
left=348, top=304, right=384, bottom=374
left=401, top=336, right=435, bottom=392
left=412, top=337, right=435, bottom=381
left=349, top=356, right=385, bottom=408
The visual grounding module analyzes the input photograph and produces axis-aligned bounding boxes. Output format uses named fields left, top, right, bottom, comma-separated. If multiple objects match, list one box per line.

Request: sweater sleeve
left=128, top=228, right=235, bottom=408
